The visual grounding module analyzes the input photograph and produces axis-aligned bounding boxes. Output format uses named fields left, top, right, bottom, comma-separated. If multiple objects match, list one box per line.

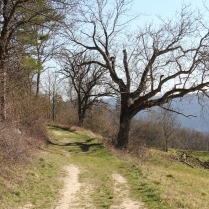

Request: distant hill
left=170, top=95, right=209, bottom=132
left=104, top=94, right=209, bottom=132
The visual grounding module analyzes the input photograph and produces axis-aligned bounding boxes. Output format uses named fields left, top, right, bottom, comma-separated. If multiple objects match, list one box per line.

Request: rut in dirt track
left=54, top=164, right=146, bottom=209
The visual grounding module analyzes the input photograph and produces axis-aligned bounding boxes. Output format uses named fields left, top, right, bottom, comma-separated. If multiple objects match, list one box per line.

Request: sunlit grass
left=47, top=125, right=168, bottom=209
left=139, top=149, right=209, bottom=209
left=2, top=125, right=209, bottom=209
left=0, top=125, right=74, bottom=209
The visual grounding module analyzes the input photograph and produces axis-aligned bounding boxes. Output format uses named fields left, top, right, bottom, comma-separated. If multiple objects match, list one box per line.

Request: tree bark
left=77, top=92, right=84, bottom=127
left=115, top=94, right=132, bottom=149
left=78, top=92, right=87, bottom=127
left=78, top=110, right=85, bottom=127
left=52, top=90, right=55, bottom=121
left=0, top=37, right=7, bottom=122
left=116, top=115, right=131, bottom=149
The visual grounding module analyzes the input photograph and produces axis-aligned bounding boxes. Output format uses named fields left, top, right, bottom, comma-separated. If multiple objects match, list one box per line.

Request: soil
left=54, top=165, right=146, bottom=209
left=55, top=165, right=81, bottom=209
left=111, top=173, right=146, bottom=209
left=20, top=164, right=145, bottom=209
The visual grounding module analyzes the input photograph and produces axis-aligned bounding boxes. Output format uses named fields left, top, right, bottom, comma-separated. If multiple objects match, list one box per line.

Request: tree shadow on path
left=48, top=138, right=103, bottom=153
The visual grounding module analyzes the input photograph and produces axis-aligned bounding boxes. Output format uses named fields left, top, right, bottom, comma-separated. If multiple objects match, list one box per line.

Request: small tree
left=150, top=103, right=181, bottom=152
left=20, top=26, right=54, bottom=97
left=43, top=70, right=62, bottom=122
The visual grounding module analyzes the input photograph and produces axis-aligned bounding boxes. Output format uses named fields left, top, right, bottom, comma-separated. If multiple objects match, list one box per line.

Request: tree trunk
left=78, top=114, right=84, bottom=127
left=165, top=136, right=168, bottom=152
left=52, top=91, right=55, bottom=121
left=0, top=69, right=6, bottom=122
left=115, top=94, right=132, bottom=149
left=36, top=71, right=40, bottom=97
left=78, top=103, right=86, bottom=127
left=0, top=30, right=8, bottom=122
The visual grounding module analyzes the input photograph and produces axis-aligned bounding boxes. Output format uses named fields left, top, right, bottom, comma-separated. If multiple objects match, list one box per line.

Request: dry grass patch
left=139, top=149, right=209, bottom=209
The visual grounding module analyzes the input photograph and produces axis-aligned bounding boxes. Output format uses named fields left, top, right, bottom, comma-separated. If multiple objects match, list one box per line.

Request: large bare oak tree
left=65, top=0, right=209, bottom=148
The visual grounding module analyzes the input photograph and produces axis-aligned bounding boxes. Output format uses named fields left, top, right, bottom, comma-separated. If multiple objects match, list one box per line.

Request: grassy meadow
left=0, top=124, right=209, bottom=208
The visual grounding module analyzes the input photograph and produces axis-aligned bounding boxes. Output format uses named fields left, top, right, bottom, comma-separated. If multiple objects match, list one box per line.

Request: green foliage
left=16, top=0, right=63, bottom=25
left=38, top=34, right=50, bottom=42
left=20, top=30, right=50, bottom=47
left=20, top=56, right=43, bottom=72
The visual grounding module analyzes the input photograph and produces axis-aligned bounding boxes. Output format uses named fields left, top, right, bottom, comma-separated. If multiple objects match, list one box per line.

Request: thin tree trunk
left=48, top=89, right=51, bottom=120
left=52, top=91, right=55, bottom=121
left=0, top=69, right=6, bottom=121
left=165, top=138, right=168, bottom=152
left=0, top=29, right=8, bottom=122
left=78, top=105, right=86, bottom=127
left=77, top=91, right=87, bottom=127
left=36, top=71, right=40, bottom=97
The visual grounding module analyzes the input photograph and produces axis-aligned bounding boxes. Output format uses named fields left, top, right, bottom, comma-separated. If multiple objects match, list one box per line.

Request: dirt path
left=55, top=164, right=96, bottom=209
left=46, top=127, right=146, bottom=209
left=55, top=165, right=81, bottom=209
left=55, top=165, right=145, bottom=209
left=111, top=173, right=146, bottom=209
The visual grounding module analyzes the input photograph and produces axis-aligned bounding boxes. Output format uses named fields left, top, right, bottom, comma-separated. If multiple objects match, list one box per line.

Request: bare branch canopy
left=63, top=0, right=209, bottom=148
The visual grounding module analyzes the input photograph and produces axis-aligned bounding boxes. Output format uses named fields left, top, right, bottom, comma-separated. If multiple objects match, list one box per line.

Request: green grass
left=140, top=149, right=209, bottom=209
left=192, top=150, right=209, bottom=161
left=0, top=149, right=70, bottom=209
left=1, top=125, right=209, bottom=209
left=46, top=125, right=169, bottom=209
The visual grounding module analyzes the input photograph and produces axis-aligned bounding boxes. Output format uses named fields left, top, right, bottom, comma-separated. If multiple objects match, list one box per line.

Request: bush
left=0, top=123, right=38, bottom=167
left=84, top=104, right=118, bottom=143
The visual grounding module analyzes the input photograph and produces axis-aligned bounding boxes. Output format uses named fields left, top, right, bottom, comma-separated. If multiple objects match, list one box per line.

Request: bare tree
left=64, top=0, right=209, bottom=149
left=43, top=70, right=62, bottom=122
left=60, top=52, right=111, bottom=126
left=151, top=103, right=181, bottom=152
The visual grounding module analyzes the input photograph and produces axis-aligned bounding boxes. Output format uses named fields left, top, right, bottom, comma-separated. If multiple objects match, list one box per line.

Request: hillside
left=172, top=95, right=209, bottom=132
left=106, top=94, right=209, bottom=132
left=1, top=125, right=209, bottom=209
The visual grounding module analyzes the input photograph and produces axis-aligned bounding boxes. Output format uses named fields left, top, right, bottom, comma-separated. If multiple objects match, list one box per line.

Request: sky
left=132, top=0, right=208, bottom=22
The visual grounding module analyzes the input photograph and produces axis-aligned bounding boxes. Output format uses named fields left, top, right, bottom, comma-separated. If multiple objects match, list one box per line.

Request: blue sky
left=132, top=0, right=208, bottom=22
